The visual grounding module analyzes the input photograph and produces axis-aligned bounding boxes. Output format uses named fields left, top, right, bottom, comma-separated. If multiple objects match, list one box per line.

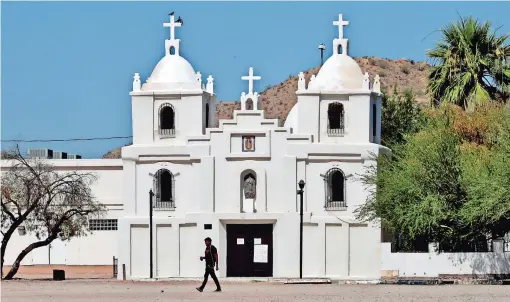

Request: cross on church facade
left=241, top=67, right=261, bottom=95
left=163, top=15, right=182, bottom=40
left=333, top=14, right=349, bottom=39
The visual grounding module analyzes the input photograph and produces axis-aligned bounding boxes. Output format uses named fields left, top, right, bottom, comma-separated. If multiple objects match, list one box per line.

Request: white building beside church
left=3, top=13, right=390, bottom=280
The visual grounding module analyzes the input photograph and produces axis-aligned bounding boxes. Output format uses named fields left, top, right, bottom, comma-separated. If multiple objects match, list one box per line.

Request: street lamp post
left=318, top=43, right=326, bottom=66
left=297, top=180, right=305, bottom=279
left=149, top=189, right=154, bottom=279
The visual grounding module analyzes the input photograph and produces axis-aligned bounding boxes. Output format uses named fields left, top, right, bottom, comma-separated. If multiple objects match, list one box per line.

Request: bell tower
left=289, top=14, right=382, bottom=144
left=127, top=13, right=216, bottom=146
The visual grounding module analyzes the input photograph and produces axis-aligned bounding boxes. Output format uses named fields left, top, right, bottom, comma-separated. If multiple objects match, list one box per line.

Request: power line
left=1, top=136, right=133, bottom=143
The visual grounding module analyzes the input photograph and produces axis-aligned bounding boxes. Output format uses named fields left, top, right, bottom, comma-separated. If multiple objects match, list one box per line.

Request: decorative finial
left=362, top=72, right=370, bottom=90
left=373, top=74, right=381, bottom=93
left=206, top=75, right=214, bottom=94
left=241, top=67, right=261, bottom=95
left=133, top=73, right=141, bottom=92
left=298, top=72, right=306, bottom=91
left=196, top=71, right=202, bottom=83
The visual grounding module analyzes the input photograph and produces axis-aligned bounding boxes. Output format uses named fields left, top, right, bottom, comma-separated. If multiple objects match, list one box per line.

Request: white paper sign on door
left=253, top=244, right=268, bottom=263
left=237, top=238, right=244, bottom=245
left=254, top=238, right=262, bottom=245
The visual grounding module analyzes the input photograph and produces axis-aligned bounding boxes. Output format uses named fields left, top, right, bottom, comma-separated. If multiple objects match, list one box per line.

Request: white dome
left=309, top=54, right=363, bottom=91
left=284, top=103, right=299, bottom=133
left=148, top=55, right=196, bottom=83
left=142, top=54, right=200, bottom=91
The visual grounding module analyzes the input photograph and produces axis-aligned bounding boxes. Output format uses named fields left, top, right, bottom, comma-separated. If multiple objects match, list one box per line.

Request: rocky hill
left=102, top=57, right=430, bottom=159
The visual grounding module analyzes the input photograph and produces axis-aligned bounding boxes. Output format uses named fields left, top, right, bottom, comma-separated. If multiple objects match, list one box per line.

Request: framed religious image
left=242, top=136, right=255, bottom=152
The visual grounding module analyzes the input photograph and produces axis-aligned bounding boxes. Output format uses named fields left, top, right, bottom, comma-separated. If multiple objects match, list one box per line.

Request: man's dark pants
left=199, top=266, right=221, bottom=290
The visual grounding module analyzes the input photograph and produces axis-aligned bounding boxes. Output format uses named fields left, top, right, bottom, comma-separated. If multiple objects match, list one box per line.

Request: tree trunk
left=3, top=232, right=58, bottom=280
left=1, top=221, right=22, bottom=279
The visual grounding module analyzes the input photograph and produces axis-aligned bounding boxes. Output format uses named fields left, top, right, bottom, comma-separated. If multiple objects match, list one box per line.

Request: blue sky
left=2, top=1, right=509, bottom=158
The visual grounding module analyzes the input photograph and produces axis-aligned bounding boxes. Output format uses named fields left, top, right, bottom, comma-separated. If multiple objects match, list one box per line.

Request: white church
left=3, top=13, right=390, bottom=280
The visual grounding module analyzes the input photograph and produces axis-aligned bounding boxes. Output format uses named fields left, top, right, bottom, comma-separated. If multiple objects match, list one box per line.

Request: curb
left=121, top=277, right=510, bottom=285
left=284, top=279, right=331, bottom=285
left=380, top=279, right=510, bottom=285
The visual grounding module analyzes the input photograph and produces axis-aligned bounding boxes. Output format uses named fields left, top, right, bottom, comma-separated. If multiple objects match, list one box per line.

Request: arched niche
left=240, top=169, right=257, bottom=213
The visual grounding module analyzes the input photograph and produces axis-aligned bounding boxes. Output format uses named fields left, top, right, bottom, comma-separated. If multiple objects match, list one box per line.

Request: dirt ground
left=2, top=265, right=112, bottom=279
left=2, top=279, right=510, bottom=302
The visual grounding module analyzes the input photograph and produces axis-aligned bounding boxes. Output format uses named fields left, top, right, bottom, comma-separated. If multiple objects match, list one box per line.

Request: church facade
left=120, top=13, right=387, bottom=280
left=3, top=13, right=389, bottom=280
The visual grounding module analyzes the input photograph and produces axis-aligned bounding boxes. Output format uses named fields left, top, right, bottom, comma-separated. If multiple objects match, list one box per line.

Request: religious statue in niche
left=244, top=174, right=256, bottom=199
left=242, top=136, right=255, bottom=152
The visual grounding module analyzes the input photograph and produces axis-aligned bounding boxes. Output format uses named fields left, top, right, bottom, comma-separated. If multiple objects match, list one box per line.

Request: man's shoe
left=196, top=287, right=203, bottom=292
left=215, top=288, right=222, bottom=292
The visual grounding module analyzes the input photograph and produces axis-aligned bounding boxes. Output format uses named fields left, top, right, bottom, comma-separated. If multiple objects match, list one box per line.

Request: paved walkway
left=2, top=279, right=510, bottom=301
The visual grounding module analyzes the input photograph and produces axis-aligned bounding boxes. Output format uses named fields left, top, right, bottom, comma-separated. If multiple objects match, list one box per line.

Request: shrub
left=417, top=63, right=427, bottom=71
left=378, top=60, right=389, bottom=69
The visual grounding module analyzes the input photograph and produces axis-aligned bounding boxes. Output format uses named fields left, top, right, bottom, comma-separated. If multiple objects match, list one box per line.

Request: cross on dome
left=333, top=14, right=349, bottom=40
left=241, top=67, right=261, bottom=95
left=163, top=14, right=182, bottom=41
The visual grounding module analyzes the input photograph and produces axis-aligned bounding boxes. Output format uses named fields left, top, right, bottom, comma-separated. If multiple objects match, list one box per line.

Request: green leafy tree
left=357, top=104, right=510, bottom=252
left=458, top=105, right=510, bottom=241
left=427, top=16, right=510, bottom=109
left=381, top=88, right=426, bottom=149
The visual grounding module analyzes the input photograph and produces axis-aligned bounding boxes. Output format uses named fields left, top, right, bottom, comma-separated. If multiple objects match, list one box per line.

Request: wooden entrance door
left=226, top=224, right=273, bottom=277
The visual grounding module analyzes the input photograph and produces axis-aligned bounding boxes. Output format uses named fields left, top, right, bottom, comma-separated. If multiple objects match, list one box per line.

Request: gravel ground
left=2, top=279, right=510, bottom=302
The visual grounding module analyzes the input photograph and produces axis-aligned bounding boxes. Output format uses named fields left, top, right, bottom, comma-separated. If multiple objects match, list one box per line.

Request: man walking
left=196, top=237, right=221, bottom=292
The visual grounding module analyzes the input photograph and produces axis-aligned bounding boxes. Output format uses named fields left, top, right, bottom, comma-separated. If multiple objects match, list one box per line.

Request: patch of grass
left=400, top=66, right=410, bottom=74
left=368, top=58, right=378, bottom=66
left=379, top=71, right=387, bottom=77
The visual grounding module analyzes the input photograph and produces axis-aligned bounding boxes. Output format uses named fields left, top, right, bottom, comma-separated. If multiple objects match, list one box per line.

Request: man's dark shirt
left=204, top=245, right=217, bottom=266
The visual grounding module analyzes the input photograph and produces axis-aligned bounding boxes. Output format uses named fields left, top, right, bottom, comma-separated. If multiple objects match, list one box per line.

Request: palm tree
left=427, top=16, right=510, bottom=110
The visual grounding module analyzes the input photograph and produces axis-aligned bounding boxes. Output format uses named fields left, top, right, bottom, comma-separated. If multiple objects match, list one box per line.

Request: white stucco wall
left=116, top=107, right=385, bottom=280
left=381, top=243, right=510, bottom=277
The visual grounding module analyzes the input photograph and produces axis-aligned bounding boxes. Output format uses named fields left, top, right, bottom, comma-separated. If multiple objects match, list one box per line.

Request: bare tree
left=1, top=146, right=105, bottom=279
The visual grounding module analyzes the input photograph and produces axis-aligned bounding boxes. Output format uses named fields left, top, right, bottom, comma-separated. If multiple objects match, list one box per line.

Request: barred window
left=153, top=168, right=176, bottom=210
left=324, top=168, right=347, bottom=210
left=159, top=103, right=176, bottom=138
left=327, top=102, right=345, bottom=136
left=89, top=219, right=118, bottom=231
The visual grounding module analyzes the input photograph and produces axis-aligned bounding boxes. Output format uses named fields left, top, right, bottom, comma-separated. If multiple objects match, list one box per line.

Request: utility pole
left=318, top=43, right=326, bottom=66
left=297, top=180, right=305, bottom=279
left=149, top=189, right=154, bottom=279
